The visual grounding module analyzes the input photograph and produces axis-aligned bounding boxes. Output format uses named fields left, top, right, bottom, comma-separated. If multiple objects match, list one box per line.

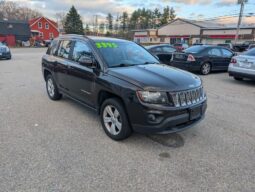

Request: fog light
left=148, top=114, right=156, bottom=121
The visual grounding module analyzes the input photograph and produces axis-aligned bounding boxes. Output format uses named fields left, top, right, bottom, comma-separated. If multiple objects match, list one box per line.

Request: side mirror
left=78, top=55, right=94, bottom=67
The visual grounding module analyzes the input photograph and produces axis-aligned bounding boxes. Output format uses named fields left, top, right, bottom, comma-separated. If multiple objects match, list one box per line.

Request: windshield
left=0, top=42, right=4, bottom=46
left=184, top=46, right=205, bottom=53
left=95, top=41, right=159, bottom=68
left=242, top=48, right=255, bottom=56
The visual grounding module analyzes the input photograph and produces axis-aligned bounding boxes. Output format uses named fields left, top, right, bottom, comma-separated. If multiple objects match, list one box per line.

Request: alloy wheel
left=47, top=78, right=55, bottom=97
left=202, top=63, right=211, bottom=75
left=103, top=105, right=122, bottom=135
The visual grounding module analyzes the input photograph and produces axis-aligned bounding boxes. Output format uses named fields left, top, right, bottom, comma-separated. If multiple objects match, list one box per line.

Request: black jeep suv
left=42, top=35, right=207, bottom=140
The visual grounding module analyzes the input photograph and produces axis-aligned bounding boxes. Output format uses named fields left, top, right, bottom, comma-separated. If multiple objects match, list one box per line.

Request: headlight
left=137, top=91, right=168, bottom=104
left=5, top=47, right=10, bottom=52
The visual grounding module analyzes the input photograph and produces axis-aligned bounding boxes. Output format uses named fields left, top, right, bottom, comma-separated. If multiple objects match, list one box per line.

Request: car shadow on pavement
left=60, top=95, right=187, bottom=149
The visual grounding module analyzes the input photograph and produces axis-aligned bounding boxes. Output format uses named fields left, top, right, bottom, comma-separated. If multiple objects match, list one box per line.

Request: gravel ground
left=0, top=48, right=255, bottom=192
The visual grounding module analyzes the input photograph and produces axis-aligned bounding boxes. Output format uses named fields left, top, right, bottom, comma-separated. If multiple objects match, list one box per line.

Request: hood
left=108, top=64, right=202, bottom=91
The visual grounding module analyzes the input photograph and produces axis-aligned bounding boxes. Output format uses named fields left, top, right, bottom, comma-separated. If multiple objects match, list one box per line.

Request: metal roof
left=0, top=20, right=31, bottom=36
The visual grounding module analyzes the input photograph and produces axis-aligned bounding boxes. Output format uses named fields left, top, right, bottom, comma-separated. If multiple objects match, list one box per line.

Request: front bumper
left=0, top=52, right=11, bottom=59
left=228, top=64, right=255, bottom=80
left=129, top=100, right=207, bottom=134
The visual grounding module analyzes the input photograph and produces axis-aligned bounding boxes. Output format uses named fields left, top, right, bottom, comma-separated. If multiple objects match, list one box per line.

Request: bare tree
left=0, top=0, right=42, bottom=21
left=55, top=12, right=66, bottom=29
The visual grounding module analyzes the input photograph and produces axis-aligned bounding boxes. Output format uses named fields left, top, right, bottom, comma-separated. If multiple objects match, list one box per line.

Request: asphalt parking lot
left=0, top=48, right=255, bottom=192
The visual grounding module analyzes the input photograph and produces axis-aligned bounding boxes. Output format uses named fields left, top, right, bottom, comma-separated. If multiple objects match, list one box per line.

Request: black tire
left=200, top=62, right=211, bottom=75
left=100, top=98, right=132, bottom=141
left=46, top=74, right=62, bottom=100
left=234, top=77, right=243, bottom=81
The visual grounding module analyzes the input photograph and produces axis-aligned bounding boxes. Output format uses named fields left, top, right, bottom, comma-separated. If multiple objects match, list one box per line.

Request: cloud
left=160, top=0, right=212, bottom=5
left=215, top=0, right=236, bottom=7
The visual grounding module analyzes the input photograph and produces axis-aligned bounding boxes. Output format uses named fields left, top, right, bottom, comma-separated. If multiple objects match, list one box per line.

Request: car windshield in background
left=184, top=46, right=205, bottom=53
left=243, top=48, right=255, bottom=56
left=95, top=41, right=159, bottom=68
left=0, top=42, right=4, bottom=46
left=174, top=44, right=182, bottom=46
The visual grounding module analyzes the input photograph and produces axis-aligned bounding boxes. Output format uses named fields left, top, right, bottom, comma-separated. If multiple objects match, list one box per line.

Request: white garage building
left=134, top=18, right=255, bottom=45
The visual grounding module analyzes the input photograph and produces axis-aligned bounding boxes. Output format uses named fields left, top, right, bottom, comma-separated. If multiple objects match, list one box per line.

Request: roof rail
left=59, top=34, right=89, bottom=39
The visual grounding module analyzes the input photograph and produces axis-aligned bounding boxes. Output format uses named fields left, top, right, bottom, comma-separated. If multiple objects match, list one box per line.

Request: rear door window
left=208, top=48, right=222, bottom=57
left=57, top=40, right=72, bottom=59
left=47, top=40, right=59, bottom=55
left=151, top=47, right=162, bottom=52
left=162, top=46, right=176, bottom=52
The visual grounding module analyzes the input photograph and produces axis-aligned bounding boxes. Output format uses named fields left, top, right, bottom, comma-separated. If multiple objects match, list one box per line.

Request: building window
left=45, top=23, right=49, bottom=29
left=49, top=33, right=54, bottom=39
left=150, top=38, right=152, bottom=42
left=160, top=37, right=165, bottom=43
left=39, top=32, right=44, bottom=38
left=38, top=22, right=42, bottom=29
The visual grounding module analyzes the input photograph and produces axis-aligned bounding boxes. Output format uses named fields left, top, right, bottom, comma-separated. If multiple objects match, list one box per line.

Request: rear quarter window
left=46, top=40, right=59, bottom=56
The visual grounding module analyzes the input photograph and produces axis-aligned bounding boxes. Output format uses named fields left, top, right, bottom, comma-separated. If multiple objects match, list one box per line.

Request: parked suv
left=42, top=35, right=207, bottom=140
left=0, top=42, right=11, bottom=60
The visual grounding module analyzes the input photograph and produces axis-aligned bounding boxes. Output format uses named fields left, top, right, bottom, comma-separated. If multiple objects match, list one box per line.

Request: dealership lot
left=0, top=48, right=255, bottom=192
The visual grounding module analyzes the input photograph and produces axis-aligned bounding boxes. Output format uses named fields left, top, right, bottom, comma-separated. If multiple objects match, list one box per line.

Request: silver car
left=228, top=48, right=255, bottom=81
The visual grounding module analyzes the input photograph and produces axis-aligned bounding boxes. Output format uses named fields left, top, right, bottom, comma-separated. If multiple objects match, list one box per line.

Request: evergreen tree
left=106, top=13, right=113, bottom=33
left=64, top=6, right=84, bottom=35
left=169, top=7, right=176, bottom=21
left=161, top=6, right=170, bottom=25
left=121, top=12, right=129, bottom=32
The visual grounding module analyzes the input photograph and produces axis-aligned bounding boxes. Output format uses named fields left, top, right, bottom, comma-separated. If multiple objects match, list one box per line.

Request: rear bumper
left=228, top=64, right=255, bottom=80
left=170, top=61, right=201, bottom=72
left=131, top=101, right=207, bottom=134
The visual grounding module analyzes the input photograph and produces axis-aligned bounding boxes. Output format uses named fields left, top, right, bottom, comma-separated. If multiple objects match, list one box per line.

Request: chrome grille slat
left=170, top=87, right=205, bottom=107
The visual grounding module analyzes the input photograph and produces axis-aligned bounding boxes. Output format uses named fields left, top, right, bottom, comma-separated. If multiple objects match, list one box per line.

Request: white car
left=228, top=48, right=255, bottom=81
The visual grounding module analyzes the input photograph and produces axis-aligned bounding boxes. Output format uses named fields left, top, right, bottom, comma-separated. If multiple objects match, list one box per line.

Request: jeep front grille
left=170, top=87, right=205, bottom=107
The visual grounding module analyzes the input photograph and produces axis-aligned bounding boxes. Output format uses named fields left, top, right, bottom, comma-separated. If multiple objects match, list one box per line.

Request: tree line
left=0, top=0, right=42, bottom=21
left=63, top=6, right=176, bottom=37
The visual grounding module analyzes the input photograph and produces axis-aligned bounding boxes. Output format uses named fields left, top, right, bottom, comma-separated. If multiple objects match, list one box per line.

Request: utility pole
left=234, top=0, right=247, bottom=43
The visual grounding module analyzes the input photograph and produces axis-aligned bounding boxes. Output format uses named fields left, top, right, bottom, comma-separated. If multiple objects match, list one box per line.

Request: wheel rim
left=103, top=105, right=122, bottom=136
left=202, top=63, right=210, bottom=74
left=47, top=78, right=55, bottom=97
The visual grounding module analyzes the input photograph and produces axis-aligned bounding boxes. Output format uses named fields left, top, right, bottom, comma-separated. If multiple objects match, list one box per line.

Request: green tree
left=106, top=13, right=113, bottom=33
left=152, top=8, right=161, bottom=28
left=121, top=12, right=129, bottom=32
left=161, top=6, right=170, bottom=25
left=64, top=6, right=84, bottom=35
left=169, top=7, right=176, bottom=21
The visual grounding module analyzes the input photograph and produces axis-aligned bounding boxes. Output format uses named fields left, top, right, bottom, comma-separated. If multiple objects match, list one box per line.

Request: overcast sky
left=10, top=0, right=255, bottom=25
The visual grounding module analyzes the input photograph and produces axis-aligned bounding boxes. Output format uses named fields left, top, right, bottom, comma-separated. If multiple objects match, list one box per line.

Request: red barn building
left=29, top=17, right=59, bottom=41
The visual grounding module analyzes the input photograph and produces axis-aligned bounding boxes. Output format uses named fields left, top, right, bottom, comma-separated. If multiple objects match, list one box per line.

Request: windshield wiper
left=142, top=61, right=160, bottom=64
left=110, top=63, right=136, bottom=68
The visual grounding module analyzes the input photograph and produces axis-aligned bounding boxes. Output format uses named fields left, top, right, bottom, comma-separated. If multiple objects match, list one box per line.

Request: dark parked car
left=233, top=41, right=255, bottom=52
left=42, top=35, right=207, bottom=140
left=0, top=42, right=11, bottom=60
left=145, top=44, right=177, bottom=64
left=171, top=45, right=235, bottom=75
left=173, top=43, right=189, bottom=52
